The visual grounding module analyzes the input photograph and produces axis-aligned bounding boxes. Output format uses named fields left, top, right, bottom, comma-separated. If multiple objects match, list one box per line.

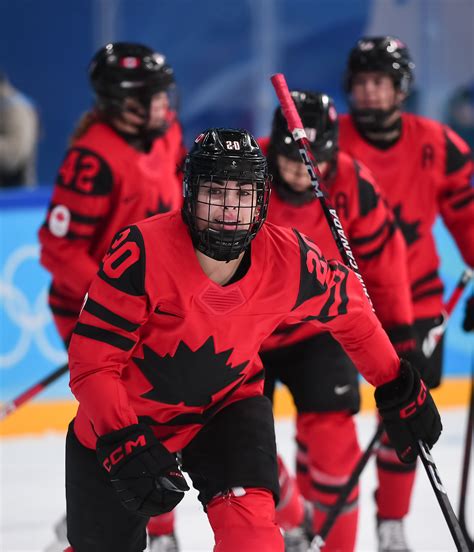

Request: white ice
left=1, top=408, right=472, bottom=552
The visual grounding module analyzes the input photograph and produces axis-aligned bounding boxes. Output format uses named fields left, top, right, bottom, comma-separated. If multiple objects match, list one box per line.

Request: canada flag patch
left=48, top=204, right=71, bottom=237
left=120, top=56, right=140, bottom=69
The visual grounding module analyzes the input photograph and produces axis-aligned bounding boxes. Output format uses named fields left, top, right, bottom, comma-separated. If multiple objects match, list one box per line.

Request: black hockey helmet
left=183, top=128, right=271, bottom=261
left=268, top=90, right=338, bottom=205
left=88, top=42, right=175, bottom=134
left=270, top=90, right=339, bottom=163
left=344, top=36, right=415, bottom=94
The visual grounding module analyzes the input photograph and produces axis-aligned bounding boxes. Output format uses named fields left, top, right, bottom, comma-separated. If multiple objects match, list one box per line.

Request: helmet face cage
left=270, top=90, right=339, bottom=164
left=183, top=129, right=271, bottom=261
left=89, top=42, right=176, bottom=133
left=344, top=36, right=415, bottom=95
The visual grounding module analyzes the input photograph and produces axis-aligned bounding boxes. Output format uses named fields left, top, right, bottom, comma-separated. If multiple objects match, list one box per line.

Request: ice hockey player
left=63, top=128, right=441, bottom=552
left=339, top=35, right=474, bottom=551
left=258, top=90, right=426, bottom=551
left=38, top=41, right=185, bottom=552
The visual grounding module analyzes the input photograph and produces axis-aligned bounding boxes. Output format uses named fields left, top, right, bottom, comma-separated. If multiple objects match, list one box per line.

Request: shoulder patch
left=56, top=147, right=113, bottom=195
left=292, top=229, right=328, bottom=310
left=355, top=161, right=379, bottom=216
left=98, top=225, right=146, bottom=295
left=48, top=204, right=71, bottom=237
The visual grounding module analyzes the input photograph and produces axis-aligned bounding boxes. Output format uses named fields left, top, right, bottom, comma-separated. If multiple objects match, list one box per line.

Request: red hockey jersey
left=68, top=212, right=400, bottom=452
left=339, top=113, right=474, bottom=319
left=38, top=120, right=185, bottom=339
left=258, top=141, right=414, bottom=353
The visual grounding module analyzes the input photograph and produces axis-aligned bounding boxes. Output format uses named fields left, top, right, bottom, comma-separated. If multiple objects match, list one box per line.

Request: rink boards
left=0, top=377, right=471, bottom=437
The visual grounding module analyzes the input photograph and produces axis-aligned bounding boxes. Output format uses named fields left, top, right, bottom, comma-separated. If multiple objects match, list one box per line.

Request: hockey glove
left=96, top=423, right=189, bottom=517
left=374, top=360, right=442, bottom=463
left=399, top=348, right=432, bottom=385
left=462, top=293, right=474, bottom=332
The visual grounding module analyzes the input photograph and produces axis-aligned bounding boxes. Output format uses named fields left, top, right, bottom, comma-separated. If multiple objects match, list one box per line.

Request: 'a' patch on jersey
left=49, top=205, right=71, bottom=237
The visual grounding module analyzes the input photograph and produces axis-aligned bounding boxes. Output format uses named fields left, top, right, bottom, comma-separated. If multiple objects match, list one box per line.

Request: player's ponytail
left=69, top=109, right=104, bottom=144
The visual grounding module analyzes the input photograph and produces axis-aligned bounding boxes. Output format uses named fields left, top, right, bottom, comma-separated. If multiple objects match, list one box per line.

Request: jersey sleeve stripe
left=50, top=187, right=111, bottom=209
left=410, top=269, right=439, bottom=292
left=50, top=305, right=80, bottom=318
left=48, top=203, right=103, bottom=225
left=350, top=218, right=393, bottom=246
left=412, top=285, right=444, bottom=303
left=70, top=213, right=103, bottom=224
left=73, top=322, right=136, bottom=351
left=83, top=298, right=141, bottom=332
left=443, top=184, right=472, bottom=198
left=356, top=223, right=396, bottom=261
left=66, top=231, right=95, bottom=240
left=50, top=284, right=78, bottom=300
left=452, top=192, right=474, bottom=211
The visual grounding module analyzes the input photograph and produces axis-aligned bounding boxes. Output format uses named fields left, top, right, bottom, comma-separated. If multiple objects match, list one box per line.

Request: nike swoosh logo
left=154, top=307, right=183, bottom=318
left=334, top=384, right=351, bottom=395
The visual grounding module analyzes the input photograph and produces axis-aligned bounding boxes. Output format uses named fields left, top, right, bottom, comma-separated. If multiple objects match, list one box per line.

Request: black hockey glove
left=399, top=348, right=432, bottom=385
left=462, top=293, right=474, bottom=332
left=375, top=360, right=442, bottom=464
left=96, top=423, right=189, bottom=517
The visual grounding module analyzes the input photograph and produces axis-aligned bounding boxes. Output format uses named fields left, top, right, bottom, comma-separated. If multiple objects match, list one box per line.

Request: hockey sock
left=376, top=432, right=417, bottom=519
left=275, top=455, right=305, bottom=530
left=207, top=487, right=284, bottom=552
left=297, top=411, right=361, bottom=552
left=147, top=511, right=175, bottom=536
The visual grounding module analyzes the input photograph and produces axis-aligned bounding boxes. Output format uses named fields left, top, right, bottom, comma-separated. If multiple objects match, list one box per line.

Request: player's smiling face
left=351, top=71, right=405, bottom=110
left=195, top=179, right=257, bottom=232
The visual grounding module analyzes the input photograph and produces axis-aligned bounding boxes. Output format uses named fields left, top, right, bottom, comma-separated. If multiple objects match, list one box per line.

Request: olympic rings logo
left=0, top=244, right=67, bottom=369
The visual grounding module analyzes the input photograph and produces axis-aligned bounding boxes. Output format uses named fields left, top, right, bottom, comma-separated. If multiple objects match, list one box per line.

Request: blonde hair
left=69, top=109, right=106, bottom=144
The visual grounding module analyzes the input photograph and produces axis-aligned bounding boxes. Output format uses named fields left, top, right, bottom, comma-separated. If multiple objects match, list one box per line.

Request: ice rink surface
left=1, top=407, right=472, bottom=552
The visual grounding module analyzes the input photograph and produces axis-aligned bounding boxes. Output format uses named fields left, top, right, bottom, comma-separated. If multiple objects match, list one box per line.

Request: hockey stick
left=458, top=352, right=474, bottom=548
left=423, top=268, right=474, bottom=357
left=0, top=363, right=68, bottom=421
left=270, top=73, right=470, bottom=552
left=309, top=269, right=472, bottom=551
left=417, top=440, right=470, bottom=551
left=270, top=73, right=372, bottom=308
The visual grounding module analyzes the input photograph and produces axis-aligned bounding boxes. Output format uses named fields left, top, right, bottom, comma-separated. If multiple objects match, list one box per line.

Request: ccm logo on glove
left=399, top=380, right=427, bottom=419
left=102, top=433, right=148, bottom=472
left=96, top=423, right=189, bottom=516
left=375, top=360, right=442, bottom=463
